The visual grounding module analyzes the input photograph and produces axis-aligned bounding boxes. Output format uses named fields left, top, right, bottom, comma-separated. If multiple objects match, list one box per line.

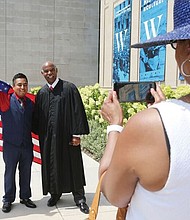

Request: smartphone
left=113, top=81, right=156, bottom=103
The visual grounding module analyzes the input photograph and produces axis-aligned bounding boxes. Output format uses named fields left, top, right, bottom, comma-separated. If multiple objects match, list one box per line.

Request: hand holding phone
left=113, top=81, right=156, bottom=103
left=100, top=90, right=124, bottom=125
left=146, top=83, right=166, bottom=107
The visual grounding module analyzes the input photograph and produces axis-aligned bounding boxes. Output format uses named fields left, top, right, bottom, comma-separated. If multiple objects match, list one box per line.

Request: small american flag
left=0, top=80, right=12, bottom=93
left=0, top=80, right=41, bottom=164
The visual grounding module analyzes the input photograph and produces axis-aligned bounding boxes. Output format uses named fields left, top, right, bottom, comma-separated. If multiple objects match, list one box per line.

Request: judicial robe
left=33, top=79, right=89, bottom=195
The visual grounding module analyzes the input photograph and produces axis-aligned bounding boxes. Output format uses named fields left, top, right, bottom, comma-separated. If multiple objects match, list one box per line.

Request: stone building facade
left=0, top=0, right=100, bottom=88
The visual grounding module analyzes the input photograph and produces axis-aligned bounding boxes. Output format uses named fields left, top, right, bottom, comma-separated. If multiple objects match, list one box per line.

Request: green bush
left=160, top=85, right=176, bottom=99
left=30, top=86, right=41, bottom=95
left=79, top=83, right=108, bottom=123
left=81, top=120, right=107, bottom=161
left=160, top=84, right=190, bottom=99
left=30, top=83, right=190, bottom=162
left=174, top=85, right=190, bottom=98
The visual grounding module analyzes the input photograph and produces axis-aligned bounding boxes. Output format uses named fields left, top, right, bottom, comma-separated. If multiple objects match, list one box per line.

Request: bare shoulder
left=126, top=107, right=160, bottom=128
left=101, top=108, right=169, bottom=207
left=115, top=107, right=169, bottom=191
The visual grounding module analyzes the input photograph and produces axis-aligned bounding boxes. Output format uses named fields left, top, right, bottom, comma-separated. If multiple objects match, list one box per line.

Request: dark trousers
left=2, top=143, right=33, bottom=203
left=51, top=187, right=86, bottom=205
left=72, top=187, right=86, bottom=205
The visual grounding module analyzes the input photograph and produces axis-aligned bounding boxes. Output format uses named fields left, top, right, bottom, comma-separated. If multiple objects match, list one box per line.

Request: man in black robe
left=33, top=61, right=90, bottom=214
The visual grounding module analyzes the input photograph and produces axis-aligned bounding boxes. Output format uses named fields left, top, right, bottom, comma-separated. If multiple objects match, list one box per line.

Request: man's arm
left=0, top=92, right=10, bottom=112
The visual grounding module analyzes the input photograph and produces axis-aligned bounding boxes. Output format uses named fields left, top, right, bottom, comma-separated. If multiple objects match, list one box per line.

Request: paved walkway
left=0, top=152, right=117, bottom=220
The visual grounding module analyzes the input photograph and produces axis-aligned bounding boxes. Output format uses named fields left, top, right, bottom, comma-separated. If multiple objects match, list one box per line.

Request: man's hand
left=69, top=136, right=81, bottom=146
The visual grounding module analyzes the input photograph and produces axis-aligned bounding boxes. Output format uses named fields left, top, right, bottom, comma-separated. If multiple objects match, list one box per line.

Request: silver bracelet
left=107, top=125, right=123, bottom=135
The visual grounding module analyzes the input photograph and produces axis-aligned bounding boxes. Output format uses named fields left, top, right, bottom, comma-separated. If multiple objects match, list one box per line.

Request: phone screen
left=113, top=82, right=156, bottom=103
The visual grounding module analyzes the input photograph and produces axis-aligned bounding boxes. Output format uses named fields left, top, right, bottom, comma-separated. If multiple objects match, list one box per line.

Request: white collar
left=47, top=78, right=59, bottom=89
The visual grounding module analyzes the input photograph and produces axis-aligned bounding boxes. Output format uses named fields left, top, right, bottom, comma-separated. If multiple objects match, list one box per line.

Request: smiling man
left=0, top=73, right=36, bottom=213
left=32, top=61, right=90, bottom=214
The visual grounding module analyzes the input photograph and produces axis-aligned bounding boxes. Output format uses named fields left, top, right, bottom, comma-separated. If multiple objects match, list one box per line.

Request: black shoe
left=2, top=202, right=12, bottom=213
left=20, top=199, right=36, bottom=208
left=47, top=194, right=61, bottom=207
left=77, top=202, right=89, bottom=214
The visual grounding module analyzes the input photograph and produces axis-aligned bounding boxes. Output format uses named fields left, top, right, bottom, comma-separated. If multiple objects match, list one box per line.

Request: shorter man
left=0, top=73, right=36, bottom=213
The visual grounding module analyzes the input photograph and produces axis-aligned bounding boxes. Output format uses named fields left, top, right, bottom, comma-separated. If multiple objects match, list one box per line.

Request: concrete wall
left=0, top=0, right=100, bottom=88
left=99, top=0, right=188, bottom=89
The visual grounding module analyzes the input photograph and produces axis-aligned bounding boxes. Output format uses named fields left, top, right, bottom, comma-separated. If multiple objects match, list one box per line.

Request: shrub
left=79, top=83, right=108, bottom=123
left=30, top=86, right=41, bottom=95
left=81, top=120, right=107, bottom=161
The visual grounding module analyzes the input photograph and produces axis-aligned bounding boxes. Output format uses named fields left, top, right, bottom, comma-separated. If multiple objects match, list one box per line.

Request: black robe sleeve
left=65, top=82, right=89, bottom=135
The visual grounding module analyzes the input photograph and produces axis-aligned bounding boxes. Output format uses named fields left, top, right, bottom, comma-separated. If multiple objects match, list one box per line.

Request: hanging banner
left=139, top=0, right=168, bottom=82
left=113, top=0, right=132, bottom=82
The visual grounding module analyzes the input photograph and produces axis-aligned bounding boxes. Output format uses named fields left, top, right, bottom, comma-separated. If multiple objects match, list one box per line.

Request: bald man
left=32, top=61, right=90, bottom=214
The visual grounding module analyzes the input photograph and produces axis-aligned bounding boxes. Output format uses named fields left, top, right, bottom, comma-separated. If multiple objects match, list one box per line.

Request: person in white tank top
left=99, top=0, right=190, bottom=219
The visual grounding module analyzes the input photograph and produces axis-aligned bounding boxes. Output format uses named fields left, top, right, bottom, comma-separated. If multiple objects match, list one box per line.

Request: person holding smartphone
left=98, top=0, right=190, bottom=219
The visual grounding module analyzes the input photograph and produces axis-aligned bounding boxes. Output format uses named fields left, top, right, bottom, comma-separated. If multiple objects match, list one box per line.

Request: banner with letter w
left=139, top=0, right=168, bottom=82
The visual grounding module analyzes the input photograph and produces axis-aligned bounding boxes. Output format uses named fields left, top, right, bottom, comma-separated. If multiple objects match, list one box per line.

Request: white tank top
left=126, top=100, right=190, bottom=220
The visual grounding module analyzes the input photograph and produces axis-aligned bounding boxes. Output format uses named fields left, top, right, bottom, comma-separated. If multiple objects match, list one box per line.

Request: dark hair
left=12, top=73, right=28, bottom=86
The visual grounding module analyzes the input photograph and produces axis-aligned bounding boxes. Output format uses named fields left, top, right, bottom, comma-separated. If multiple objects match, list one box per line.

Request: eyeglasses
left=170, top=40, right=177, bottom=50
left=42, top=68, right=55, bottom=73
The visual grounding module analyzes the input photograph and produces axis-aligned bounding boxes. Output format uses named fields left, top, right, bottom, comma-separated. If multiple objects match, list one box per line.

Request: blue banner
left=139, top=0, right=168, bottom=82
left=113, top=0, right=132, bottom=82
